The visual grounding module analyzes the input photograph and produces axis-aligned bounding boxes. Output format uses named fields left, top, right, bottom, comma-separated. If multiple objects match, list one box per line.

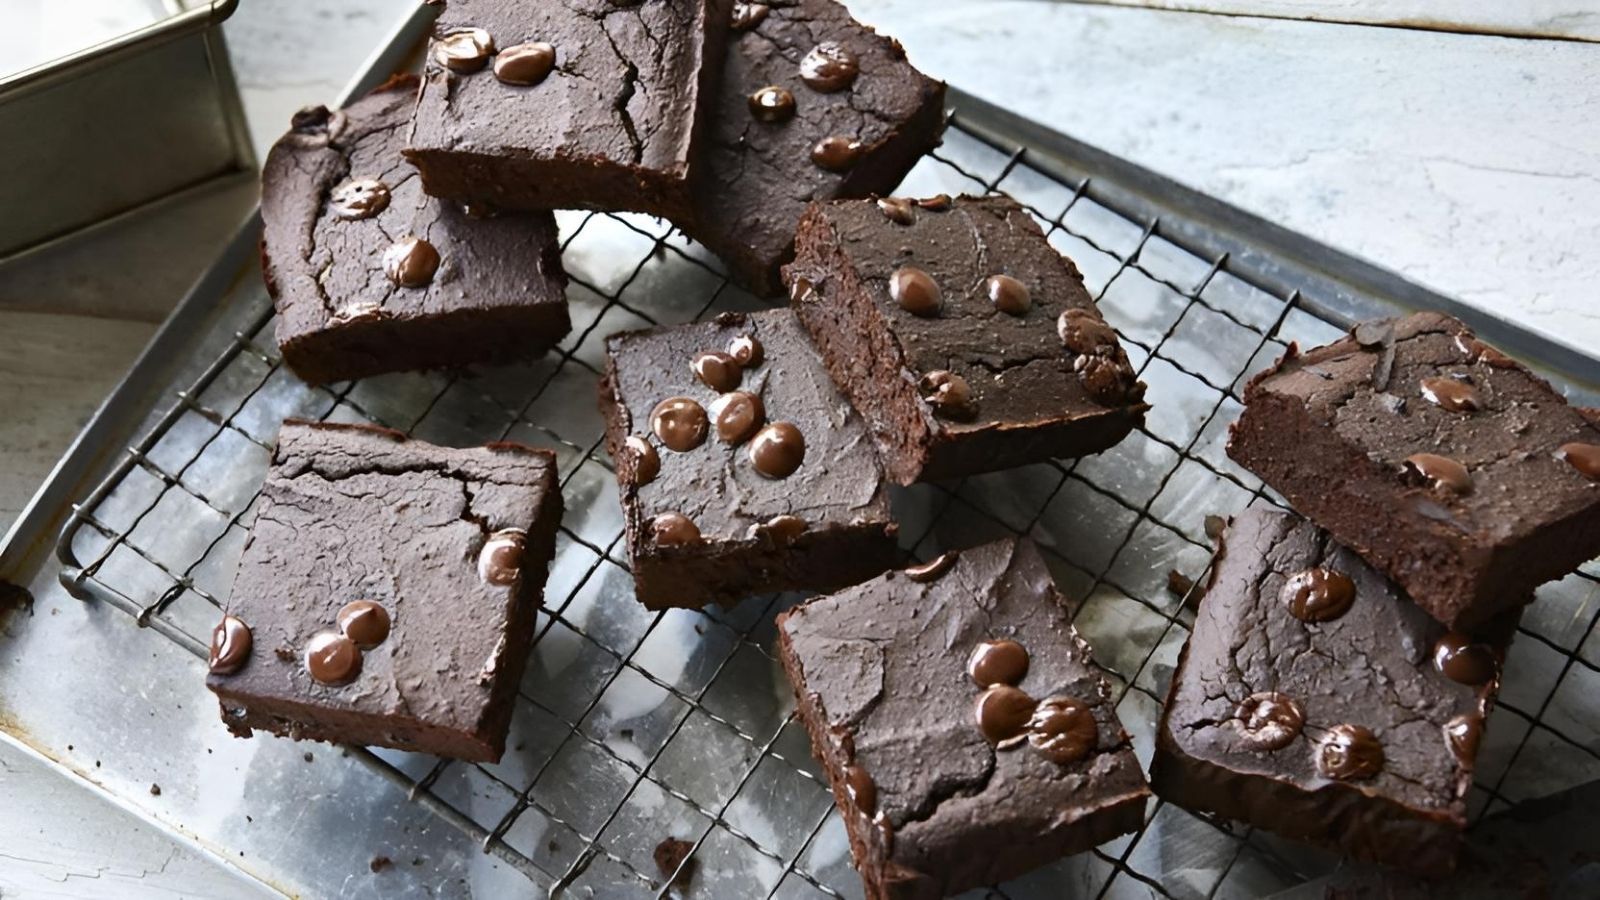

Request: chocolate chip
left=650, top=397, right=709, bottom=452
left=916, top=194, right=953, bottom=211
left=692, top=351, right=742, bottom=392
left=329, top=179, right=390, bottom=220
left=208, top=615, right=252, bottom=675
left=986, top=274, right=1030, bottom=315
left=748, top=422, right=805, bottom=478
left=1443, top=715, right=1482, bottom=767
left=1233, top=692, right=1304, bottom=751
left=974, top=685, right=1036, bottom=747
left=1057, top=308, right=1118, bottom=354
left=305, top=632, right=361, bottom=685
left=810, top=135, right=864, bottom=172
left=918, top=370, right=977, bottom=420
left=1420, top=376, right=1482, bottom=412
left=477, top=529, right=527, bottom=587
left=905, top=551, right=958, bottom=583
left=890, top=266, right=941, bottom=317
left=649, top=513, right=701, bottom=546
left=877, top=197, right=915, bottom=225
left=730, top=2, right=769, bottom=30
left=709, top=391, right=765, bottom=444
left=336, top=600, right=392, bottom=649
left=748, top=514, right=806, bottom=544
left=1402, top=453, right=1473, bottom=495
left=967, top=639, right=1029, bottom=688
left=1279, top=567, right=1356, bottom=622
left=493, top=42, right=556, bottom=86
left=1026, top=696, right=1098, bottom=765
left=799, top=41, right=859, bottom=92
left=382, top=237, right=440, bottom=288
left=434, top=28, right=495, bottom=73
left=622, top=435, right=660, bottom=486
left=1315, top=724, right=1384, bottom=780
left=748, top=85, right=796, bottom=123
left=1432, top=633, right=1498, bottom=685
left=1556, top=442, right=1600, bottom=480
left=727, top=334, right=763, bottom=368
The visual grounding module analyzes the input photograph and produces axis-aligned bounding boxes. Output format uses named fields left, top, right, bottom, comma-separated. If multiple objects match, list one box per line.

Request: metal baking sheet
left=5, top=5, right=1599, bottom=898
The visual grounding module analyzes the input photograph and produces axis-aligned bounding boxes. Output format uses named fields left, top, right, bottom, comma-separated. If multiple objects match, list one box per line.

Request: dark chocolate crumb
left=149, top=784, right=162, bottom=797
left=1203, top=515, right=1227, bottom=543
left=370, top=856, right=393, bottom=873
left=654, top=837, right=696, bottom=889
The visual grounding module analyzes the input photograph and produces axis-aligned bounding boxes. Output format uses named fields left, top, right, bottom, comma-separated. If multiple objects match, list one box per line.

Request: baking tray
left=18, top=5, right=1600, bottom=898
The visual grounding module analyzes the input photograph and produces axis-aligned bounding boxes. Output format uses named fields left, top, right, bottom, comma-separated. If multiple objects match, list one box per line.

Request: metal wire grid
left=53, top=106, right=1600, bottom=899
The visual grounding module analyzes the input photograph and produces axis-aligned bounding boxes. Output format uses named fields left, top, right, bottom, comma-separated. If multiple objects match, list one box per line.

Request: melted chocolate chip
left=1315, top=724, right=1384, bottom=780
left=877, top=197, right=915, bottom=225
left=799, top=41, right=859, bottom=92
left=710, top=391, right=765, bottom=444
left=1557, top=442, right=1600, bottom=480
left=1233, top=692, right=1304, bottom=751
left=1027, top=696, right=1098, bottom=765
left=1403, top=453, right=1473, bottom=494
left=788, top=276, right=817, bottom=303
left=731, top=2, right=769, bottom=30
left=889, top=266, right=941, bottom=317
left=1420, top=376, right=1481, bottom=412
left=692, top=351, right=742, bottom=392
left=986, top=274, right=1030, bottom=315
left=749, top=422, right=805, bottom=478
left=336, top=600, right=391, bottom=649
left=1057, top=308, right=1118, bottom=355
left=329, top=179, right=390, bottom=220
left=727, top=334, right=763, bottom=368
left=650, top=513, right=701, bottom=546
left=1433, top=633, right=1498, bottom=685
left=494, top=42, right=556, bottom=86
left=967, top=639, right=1029, bottom=688
left=749, top=514, right=806, bottom=544
left=748, top=86, right=796, bottom=123
left=478, top=529, right=526, bottom=586
left=918, top=370, right=977, bottom=420
left=623, top=435, right=660, bottom=487
left=916, top=194, right=953, bottom=211
left=905, top=551, right=958, bottom=583
left=1454, top=333, right=1518, bottom=368
left=435, top=28, right=495, bottom=73
left=844, top=763, right=878, bottom=816
left=382, top=237, right=440, bottom=288
left=208, top=615, right=252, bottom=675
left=810, top=135, right=864, bottom=172
left=305, top=632, right=361, bottom=685
left=974, top=685, right=1036, bottom=748
left=650, top=397, right=709, bottom=452
left=1443, top=715, right=1482, bottom=767
left=329, top=301, right=383, bottom=325
left=1280, top=567, right=1356, bottom=622
left=1074, top=354, right=1135, bottom=405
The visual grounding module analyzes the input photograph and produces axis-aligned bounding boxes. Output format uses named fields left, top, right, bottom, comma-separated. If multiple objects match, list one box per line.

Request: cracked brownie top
left=777, top=537, right=1148, bottom=886
left=1239, top=311, right=1600, bottom=542
left=1163, top=507, right=1510, bottom=814
left=209, top=421, right=560, bottom=735
left=602, top=308, right=890, bottom=547
left=408, top=0, right=723, bottom=180
left=259, top=74, right=566, bottom=363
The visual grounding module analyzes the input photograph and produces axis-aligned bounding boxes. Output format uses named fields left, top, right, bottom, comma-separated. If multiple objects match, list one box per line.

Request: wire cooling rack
left=52, top=91, right=1600, bottom=898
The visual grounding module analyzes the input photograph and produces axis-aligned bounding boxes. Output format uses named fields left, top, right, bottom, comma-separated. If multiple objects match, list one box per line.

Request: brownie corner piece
left=599, top=308, right=896, bottom=609
left=405, top=0, right=733, bottom=220
left=688, top=0, right=946, bottom=294
left=776, top=537, right=1149, bottom=898
left=260, top=75, right=570, bottom=386
left=1226, top=311, right=1600, bottom=630
left=1152, top=506, right=1513, bottom=876
left=205, top=421, right=562, bottom=762
left=787, top=193, right=1147, bottom=484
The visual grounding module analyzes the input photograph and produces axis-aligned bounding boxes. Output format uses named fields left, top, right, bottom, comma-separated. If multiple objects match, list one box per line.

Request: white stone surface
left=1075, top=0, right=1600, bottom=42
left=851, top=0, right=1600, bottom=358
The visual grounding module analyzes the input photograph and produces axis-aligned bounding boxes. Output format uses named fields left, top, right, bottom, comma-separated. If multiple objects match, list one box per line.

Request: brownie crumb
left=370, top=856, right=393, bottom=873
left=149, top=784, right=162, bottom=797
left=303, top=752, right=314, bottom=763
left=0, top=580, right=34, bottom=620
left=653, top=837, right=696, bottom=890
left=1203, top=515, right=1227, bottom=543
left=1166, top=570, right=1205, bottom=610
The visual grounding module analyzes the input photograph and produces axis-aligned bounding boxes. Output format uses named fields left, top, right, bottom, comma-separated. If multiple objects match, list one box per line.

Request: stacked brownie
left=1152, top=312, right=1600, bottom=874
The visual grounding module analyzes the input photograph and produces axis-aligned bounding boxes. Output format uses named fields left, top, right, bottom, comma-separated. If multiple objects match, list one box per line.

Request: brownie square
left=684, top=0, right=945, bottom=295
left=600, top=308, right=897, bottom=609
left=260, top=75, right=570, bottom=386
left=206, top=421, right=562, bottom=762
left=776, top=537, right=1149, bottom=899
left=786, top=194, right=1148, bottom=484
left=1227, top=312, right=1600, bottom=631
left=405, top=0, right=732, bottom=221
left=1152, top=507, right=1515, bottom=876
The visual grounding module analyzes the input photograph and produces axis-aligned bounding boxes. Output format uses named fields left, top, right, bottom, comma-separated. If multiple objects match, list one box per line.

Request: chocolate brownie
left=684, top=0, right=945, bottom=294
left=260, top=75, right=569, bottom=385
left=1227, top=312, right=1600, bottom=631
left=786, top=194, right=1148, bottom=484
left=405, top=0, right=732, bottom=221
left=1152, top=507, right=1516, bottom=876
left=599, top=308, right=897, bottom=609
left=206, top=421, right=562, bottom=762
left=776, top=537, right=1149, bottom=899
